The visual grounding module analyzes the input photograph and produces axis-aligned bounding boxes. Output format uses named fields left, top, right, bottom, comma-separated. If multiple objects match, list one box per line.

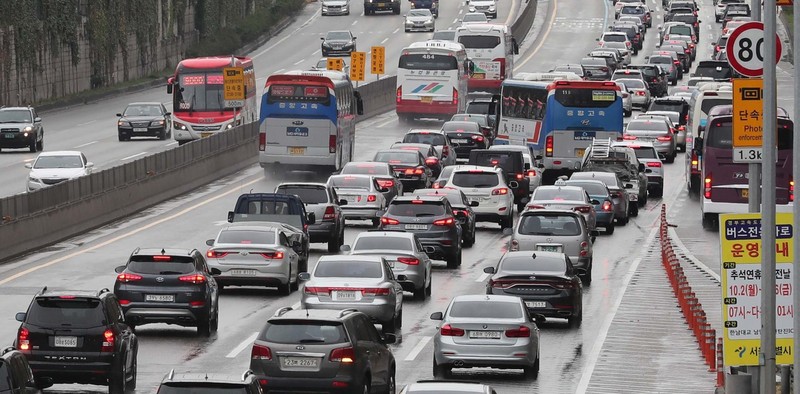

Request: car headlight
left=118, top=121, right=129, bottom=127
left=151, top=120, right=165, bottom=127
left=174, top=121, right=187, bottom=130
left=322, top=42, right=332, bottom=48
left=489, top=5, right=496, bottom=10
left=469, top=6, right=476, bottom=11
left=22, top=126, right=33, bottom=132
left=29, top=177, right=40, bottom=183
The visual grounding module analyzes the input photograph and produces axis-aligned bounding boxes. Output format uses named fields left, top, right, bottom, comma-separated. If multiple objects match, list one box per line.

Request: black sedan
left=321, top=30, right=357, bottom=57
left=117, top=102, right=172, bottom=141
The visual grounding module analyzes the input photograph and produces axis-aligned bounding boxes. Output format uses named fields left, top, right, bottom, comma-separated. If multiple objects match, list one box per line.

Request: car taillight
left=674, top=60, right=681, bottom=65
left=433, top=217, right=455, bottom=226
left=330, top=346, right=355, bottom=363
left=259, top=132, right=266, bottom=151
left=514, top=173, right=524, bottom=180
left=527, top=204, right=546, bottom=210
left=790, top=179, right=794, bottom=202
left=101, top=329, right=114, bottom=353
left=252, top=344, right=272, bottom=360
left=367, top=194, right=377, bottom=202
left=425, top=157, right=439, bottom=166
left=116, top=272, right=143, bottom=282
left=505, top=326, right=531, bottom=338
left=18, top=328, right=29, bottom=351
left=323, top=206, right=336, bottom=221
left=691, top=151, right=699, bottom=170
left=178, top=274, right=207, bottom=284
left=397, top=257, right=420, bottom=265
left=545, top=135, right=553, bottom=157
left=396, top=86, right=402, bottom=104
left=579, top=241, right=589, bottom=257
left=405, top=167, right=424, bottom=175
left=647, top=161, right=662, bottom=168
left=304, top=286, right=329, bottom=295
left=472, top=135, right=485, bottom=142
left=381, top=217, right=400, bottom=225
left=206, top=250, right=229, bottom=259
left=377, top=179, right=395, bottom=189
left=664, top=34, right=669, bottom=40
left=704, top=173, right=712, bottom=199
left=452, top=88, right=458, bottom=106
left=489, top=279, right=513, bottom=288
left=510, top=239, right=519, bottom=251
left=361, top=287, right=391, bottom=296
left=525, top=169, right=536, bottom=177
left=635, top=91, right=646, bottom=96
left=118, top=299, right=131, bottom=306
left=440, top=324, right=465, bottom=336
left=656, top=136, right=672, bottom=141
left=329, top=135, right=337, bottom=153
left=492, top=187, right=509, bottom=195
left=573, top=206, right=592, bottom=213
left=260, top=251, right=285, bottom=259
left=600, top=67, right=609, bottom=72
left=602, top=200, right=613, bottom=211
left=623, top=135, right=637, bottom=140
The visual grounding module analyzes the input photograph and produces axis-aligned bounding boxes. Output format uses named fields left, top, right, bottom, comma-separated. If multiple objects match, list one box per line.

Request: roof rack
left=589, top=138, right=613, bottom=159
left=274, top=306, right=293, bottom=317
left=167, top=369, right=175, bottom=381
left=38, top=286, right=48, bottom=295
left=338, top=308, right=359, bottom=318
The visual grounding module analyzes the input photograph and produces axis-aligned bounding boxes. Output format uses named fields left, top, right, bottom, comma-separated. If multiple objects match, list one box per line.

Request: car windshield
left=262, top=321, right=347, bottom=344
left=458, top=35, right=501, bottom=49
left=26, top=298, right=105, bottom=329
left=33, top=155, right=83, bottom=169
left=342, top=163, right=391, bottom=176
left=326, top=31, right=351, bottom=40
left=501, top=255, right=567, bottom=272
left=451, top=172, right=499, bottom=188
left=565, top=181, right=608, bottom=196
left=329, top=176, right=371, bottom=190
left=626, top=120, right=668, bottom=131
left=669, top=25, right=693, bottom=36
left=409, top=9, right=431, bottom=16
left=354, top=236, right=413, bottom=251
left=0, top=109, right=32, bottom=123
left=277, top=186, right=329, bottom=204
left=157, top=386, right=249, bottom=394
left=314, top=260, right=383, bottom=278
left=374, top=151, right=418, bottom=165
left=218, top=229, right=276, bottom=245
left=403, top=133, right=446, bottom=146
left=571, top=172, right=619, bottom=187
left=533, top=188, right=584, bottom=201
left=518, top=214, right=582, bottom=236
left=387, top=202, right=446, bottom=217
left=448, top=300, right=522, bottom=319
left=124, top=104, right=162, bottom=116
left=649, top=55, right=673, bottom=65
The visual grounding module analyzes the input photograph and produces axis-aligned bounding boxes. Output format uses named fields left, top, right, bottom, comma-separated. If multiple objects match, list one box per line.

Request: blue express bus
left=258, top=70, right=363, bottom=173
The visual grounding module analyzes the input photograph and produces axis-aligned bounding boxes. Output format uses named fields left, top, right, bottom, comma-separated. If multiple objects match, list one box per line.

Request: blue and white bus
left=258, top=70, right=363, bottom=173
left=494, top=78, right=549, bottom=152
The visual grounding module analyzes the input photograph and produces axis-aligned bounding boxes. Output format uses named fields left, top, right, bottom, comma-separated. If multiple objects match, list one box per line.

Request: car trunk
left=445, top=317, right=526, bottom=346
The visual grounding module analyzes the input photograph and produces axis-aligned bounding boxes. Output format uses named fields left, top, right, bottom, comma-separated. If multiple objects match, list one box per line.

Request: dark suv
left=626, top=64, right=668, bottom=97
left=379, top=195, right=463, bottom=268
left=14, top=287, right=138, bottom=393
left=157, top=370, right=264, bottom=393
left=250, top=308, right=396, bottom=393
left=468, top=149, right=530, bottom=211
left=113, top=248, right=220, bottom=336
left=0, top=347, right=39, bottom=393
left=0, top=107, right=44, bottom=153
left=373, top=149, right=434, bottom=191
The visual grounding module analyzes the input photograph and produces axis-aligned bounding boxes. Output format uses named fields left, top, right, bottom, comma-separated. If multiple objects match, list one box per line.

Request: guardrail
left=659, top=204, right=723, bottom=387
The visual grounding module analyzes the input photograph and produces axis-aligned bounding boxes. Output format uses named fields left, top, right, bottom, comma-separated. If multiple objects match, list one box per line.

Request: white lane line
left=252, top=12, right=320, bottom=59
left=668, top=227, right=721, bottom=283
left=226, top=332, right=260, bottom=358
left=275, top=68, right=286, bottom=74
left=23, top=158, right=35, bottom=163
left=312, top=49, right=320, bottom=55
left=293, top=58, right=306, bottom=65
left=515, top=0, right=558, bottom=70
left=381, top=37, right=389, bottom=44
left=76, top=120, right=97, bottom=127
left=459, top=9, right=463, bottom=14
left=162, top=101, right=171, bottom=106
left=352, top=20, right=358, bottom=25
left=475, top=272, right=490, bottom=282
left=73, top=141, right=98, bottom=148
left=575, top=225, right=659, bottom=394
left=120, top=152, right=147, bottom=161
left=452, top=18, right=459, bottom=24
left=393, top=28, right=400, bottom=34
left=376, top=116, right=397, bottom=128
left=404, top=336, right=432, bottom=361
left=164, top=141, right=178, bottom=147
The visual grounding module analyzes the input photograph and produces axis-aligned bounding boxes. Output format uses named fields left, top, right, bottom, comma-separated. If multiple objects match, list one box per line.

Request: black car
left=466, top=96, right=497, bottom=128
left=116, top=102, right=172, bottom=141
left=157, top=370, right=264, bottom=394
left=468, top=149, right=530, bottom=211
left=415, top=188, right=478, bottom=247
left=626, top=64, right=668, bottom=97
left=321, top=30, right=357, bottom=57
left=0, top=347, right=39, bottom=393
left=410, top=0, right=439, bottom=17
left=373, top=149, right=434, bottom=191
left=14, top=287, right=138, bottom=393
left=379, top=195, right=463, bottom=268
left=648, top=96, right=690, bottom=130
left=442, top=121, right=489, bottom=160
left=113, top=248, right=220, bottom=336
left=450, top=113, right=495, bottom=141
left=693, top=60, right=733, bottom=81
left=0, top=106, right=44, bottom=153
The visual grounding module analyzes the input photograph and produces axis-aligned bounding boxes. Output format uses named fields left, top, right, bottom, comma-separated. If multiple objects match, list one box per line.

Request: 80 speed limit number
left=725, top=22, right=782, bottom=77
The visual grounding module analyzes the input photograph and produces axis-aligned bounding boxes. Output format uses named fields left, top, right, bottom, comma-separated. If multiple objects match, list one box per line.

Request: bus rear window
left=458, top=35, right=501, bottom=49
left=268, top=84, right=330, bottom=103
left=701, top=98, right=732, bottom=115
left=398, top=54, right=458, bottom=71
left=554, top=88, right=617, bottom=108
left=706, top=120, right=793, bottom=149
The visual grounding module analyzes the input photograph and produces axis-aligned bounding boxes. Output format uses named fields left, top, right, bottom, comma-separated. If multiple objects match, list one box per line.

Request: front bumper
left=118, top=125, right=164, bottom=137
left=0, top=132, right=35, bottom=148
left=322, top=47, right=354, bottom=56
left=405, top=23, right=434, bottom=31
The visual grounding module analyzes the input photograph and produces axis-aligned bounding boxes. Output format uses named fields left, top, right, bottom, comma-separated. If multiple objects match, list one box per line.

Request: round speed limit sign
left=725, top=21, right=783, bottom=77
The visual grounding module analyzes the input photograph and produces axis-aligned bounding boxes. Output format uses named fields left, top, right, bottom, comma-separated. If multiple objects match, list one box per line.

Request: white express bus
left=454, top=23, right=518, bottom=93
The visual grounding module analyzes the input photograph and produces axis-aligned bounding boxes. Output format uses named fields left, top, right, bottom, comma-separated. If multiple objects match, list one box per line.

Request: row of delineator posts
left=659, top=204, right=724, bottom=388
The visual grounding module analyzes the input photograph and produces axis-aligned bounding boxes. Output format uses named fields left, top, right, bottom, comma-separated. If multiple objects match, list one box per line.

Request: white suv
left=445, top=165, right=514, bottom=229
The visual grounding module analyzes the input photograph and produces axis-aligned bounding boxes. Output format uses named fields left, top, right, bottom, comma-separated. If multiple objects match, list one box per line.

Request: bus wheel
left=702, top=213, right=717, bottom=231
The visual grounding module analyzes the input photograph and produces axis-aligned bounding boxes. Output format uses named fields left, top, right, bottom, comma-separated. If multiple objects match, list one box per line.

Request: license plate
left=54, top=336, right=78, bottom=348
left=145, top=294, right=175, bottom=302
left=4, top=133, right=15, bottom=138
left=537, top=245, right=562, bottom=253
left=289, top=147, right=306, bottom=155
left=575, top=148, right=585, bottom=157
left=344, top=195, right=357, bottom=202
left=133, top=128, right=148, bottom=132
left=405, top=224, right=428, bottom=230
left=468, top=330, right=501, bottom=339
left=230, top=269, right=257, bottom=276
left=526, top=301, right=547, bottom=308
left=741, top=189, right=749, bottom=199
left=282, top=357, right=319, bottom=368
left=420, top=96, right=433, bottom=104
left=472, top=73, right=486, bottom=79
left=201, top=132, right=212, bottom=138
left=451, top=138, right=468, bottom=144
left=332, top=290, right=359, bottom=301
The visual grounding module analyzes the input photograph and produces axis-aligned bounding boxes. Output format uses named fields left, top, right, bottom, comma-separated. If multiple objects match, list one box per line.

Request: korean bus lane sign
left=720, top=213, right=795, bottom=367
left=223, top=67, right=245, bottom=108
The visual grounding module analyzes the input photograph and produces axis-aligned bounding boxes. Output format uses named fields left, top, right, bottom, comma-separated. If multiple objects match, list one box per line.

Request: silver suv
left=250, top=308, right=397, bottom=393
left=0, top=106, right=43, bottom=153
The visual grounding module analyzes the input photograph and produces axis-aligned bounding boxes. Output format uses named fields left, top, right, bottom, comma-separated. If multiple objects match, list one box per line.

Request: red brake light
left=376, top=179, right=394, bottom=189
left=18, top=328, right=29, bottom=351
left=252, top=344, right=272, bottom=360
left=527, top=169, right=537, bottom=177
left=790, top=179, right=794, bottom=202
left=452, top=88, right=458, bottom=105
left=440, top=324, right=465, bottom=336
left=492, top=187, right=509, bottom=195
left=396, top=87, right=402, bottom=103
left=527, top=204, right=546, bottom=210
left=206, top=250, right=229, bottom=258
left=116, top=272, right=143, bottom=283
left=260, top=251, right=285, bottom=259
left=367, top=194, right=377, bottom=202
left=178, top=274, right=206, bottom=284
left=432, top=217, right=455, bottom=226
left=330, top=347, right=355, bottom=363
left=397, top=257, right=420, bottom=265
left=656, top=136, right=672, bottom=141
left=323, top=206, right=336, bottom=221
left=515, top=173, right=524, bottom=180
left=329, top=135, right=337, bottom=153
left=545, top=136, right=554, bottom=157
left=602, top=200, right=613, bottom=211
left=704, top=173, right=712, bottom=199
left=647, top=161, right=662, bottom=167
left=472, top=135, right=485, bottom=142
left=259, top=132, right=266, bottom=151
left=573, top=206, right=592, bottom=213
left=623, top=135, right=637, bottom=140
left=152, top=255, right=172, bottom=261
left=381, top=217, right=400, bottom=225
left=361, top=287, right=391, bottom=296
left=304, top=286, right=329, bottom=295
left=505, top=326, right=531, bottom=338
left=101, top=329, right=114, bottom=352
left=425, top=157, right=439, bottom=166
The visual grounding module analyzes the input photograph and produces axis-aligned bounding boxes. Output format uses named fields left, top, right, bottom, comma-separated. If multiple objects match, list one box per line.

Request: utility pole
left=793, top=0, right=800, bottom=392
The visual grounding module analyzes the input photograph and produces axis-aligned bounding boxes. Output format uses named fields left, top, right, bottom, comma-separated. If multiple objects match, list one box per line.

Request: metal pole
left=793, top=2, right=800, bottom=393
left=751, top=0, right=761, bottom=21
left=748, top=4, right=763, bottom=391
left=760, top=0, right=778, bottom=392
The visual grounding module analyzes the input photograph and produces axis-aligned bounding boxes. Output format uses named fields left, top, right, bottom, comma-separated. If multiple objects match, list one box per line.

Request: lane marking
left=0, top=177, right=261, bottom=286
left=459, top=9, right=463, bottom=14
left=475, top=272, right=490, bottom=282
left=668, top=227, right=721, bottom=283
left=312, top=49, right=320, bottom=55
left=226, top=332, right=260, bottom=358
left=293, top=58, right=306, bottom=65
left=275, top=68, right=286, bottom=74
left=74, top=141, right=98, bottom=148
left=252, top=12, right=321, bottom=59
left=121, top=152, right=147, bottom=161
left=515, top=0, right=558, bottom=70
left=352, top=20, right=358, bottom=26
left=164, top=141, right=178, bottom=147
left=404, top=336, right=432, bottom=361
left=381, top=37, right=389, bottom=44
left=376, top=116, right=396, bottom=128
left=76, top=120, right=97, bottom=127
left=504, top=0, right=519, bottom=26
left=575, top=225, right=659, bottom=393
left=393, top=28, right=400, bottom=34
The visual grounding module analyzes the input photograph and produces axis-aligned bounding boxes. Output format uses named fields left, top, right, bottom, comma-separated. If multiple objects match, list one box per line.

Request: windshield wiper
left=159, top=271, right=184, bottom=275
left=416, top=213, right=436, bottom=217
left=298, top=338, right=326, bottom=343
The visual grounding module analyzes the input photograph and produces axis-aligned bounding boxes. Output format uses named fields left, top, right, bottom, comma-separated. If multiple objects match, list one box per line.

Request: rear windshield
left=354, top=236, right=413, bottom=251
left=27, top=298, right=105, bottom=329
left=621, top=6, right=644, bottom=14
left=442, top=122, right=479, bottom=133
left=314, top=260, right=383, bottom=278
left=458, top=35, right=501, bottom=49
left=277, top=186, right=328, bottom=204
left=342, top=163, right=391, bottom=176
left=631, top=147, right=659, bottom=159
left=649, top=55, right=673, bottom=64
left=448, top=301, right=522, bottom=319
left=374, top=151, right=418, bottom=165
left=399, top=54, right=459, bottom=71
left=127, top=260, right=195, bottom=275
left=451, top=115, right=487, bottom=126
left=701, top=98, right=732, bottom=115
left=501, top=255, right=567, bottom=272
left=695, top=64, right=733, bottom=79
left=158, top=385, right=249, bottom=394
left=604, top=34, right=626, bottom=42
left=466, top=101, right=491, bottom=114
left=672, top=15, right=697, bottom=24
left=533, top=188, right=584, bottom=201
left=403, top=133, right=446, bottom=145
left=626, top=120, right=669, bottom=132
left=706, top=119, right=793, bottom=149
left=565, top=181, right=608, bottom=196
left=571, top=172, right=619, bottom=187
left=451, top=172, right=499, bottom=188
left=470, top=153, right=520, bottom=170
left=669, top=25, right=693, bottom=36
left=262, top=321, right=347, bottom=344
left=518, top=214, right=582, bottom=236
left=649, top=101, right=686, bottom=114
left=218, top=229, right=276, bottom=245
left=329, top=176, right=371, bottom=189
left=387, top=201, right=446, bottom=216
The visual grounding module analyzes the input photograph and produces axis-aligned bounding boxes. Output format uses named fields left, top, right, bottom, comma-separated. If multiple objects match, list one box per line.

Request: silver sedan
left=430, top=294, right=541, bottom=379
left=404, top=9, right=435, bottom=32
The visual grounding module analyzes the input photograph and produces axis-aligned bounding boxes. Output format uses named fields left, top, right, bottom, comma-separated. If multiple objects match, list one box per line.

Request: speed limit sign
left=725, top=21, right=782, bottom=77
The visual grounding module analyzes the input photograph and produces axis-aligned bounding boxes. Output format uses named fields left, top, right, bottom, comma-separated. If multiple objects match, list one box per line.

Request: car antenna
left=306, top=308, right=309, bottom=318
left=161, top=248, right=166, bottom=255
left=532, top=253, right=536, bottom=259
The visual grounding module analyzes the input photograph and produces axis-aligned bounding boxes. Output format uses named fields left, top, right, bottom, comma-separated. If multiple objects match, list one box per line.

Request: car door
left=383, top=261, right=404, bottom=311
left=362, top=316, right=393, bottom=388
left=352, top=316, right=382, bottom=387
left=195, top=253, right=218, bottom=303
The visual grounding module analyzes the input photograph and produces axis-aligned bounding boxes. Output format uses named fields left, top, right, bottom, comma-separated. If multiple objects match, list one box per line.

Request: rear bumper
left=30, top=358, right=114, bottom=383
left=545, top=157, right=582, bottom=171
left=309, top=221, right=338, bottom=242
left=397, top=101, right=458, bottom=116
left=468, top=78, right=502, bottom=91
left=702, top=200, right=794, bottom=215
left=259, top=152, right=336, bottom=167
left=489, top=289, right=577, bottom=318
left=251, top=374, right=355, bottom=393
left=341, top=206, right=383, bottom=220
left=302, top=299, right=396, bottom=322
left=122, top=306, right=206, bottom=326
left=213, top=271, right=290, bottom=286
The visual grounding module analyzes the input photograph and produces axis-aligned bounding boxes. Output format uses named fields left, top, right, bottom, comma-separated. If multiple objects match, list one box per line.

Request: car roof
left=133, top=247, right=195, bottom=256
left=403, top=381, right=491, bottom=393
left=393, top=194, right=448, bottom=203
left=36, top=150, right=82, bottom=156
left=127, top=102, right=163, bottom=106
left=564, top=179, right=608, bottom=187
left=452, top=294, right=524, bottom=303
left=503, top=250, right=566, bottom=261
left=451, top=165, right=501, bottom=173
left=277, top=182, right=328, bottom=188
left=535, top=185, right=585, bottom=193
left=377, top=149, right=421, bottom=155
left=318, top=255, right=385, bottom=263
left=613, top=141, right=656, bottom=149
left=271, top=308, right=360, bottom=321
left=407, top=129, right=444, bottom=134
left=521, top=208, right=583, bottom=216
left=346, top=161, right=390, bottom=167
left=36, top=289, right=107, bottom=299
left=393, top=143, right=433, bottom=149
left=221, top=223, right=281, bottom=232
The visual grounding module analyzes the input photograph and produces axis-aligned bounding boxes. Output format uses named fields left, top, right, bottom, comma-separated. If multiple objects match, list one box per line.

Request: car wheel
left=500, top=214, right=514, bottom=230
left=384, top=368, right=396, bottom=394
left=211, top=306, right=219, bottom=333
left=433, top=358, right=451, bottom=378
left=630, top=204, right=639, bottom=217
left=568, top=304, right=583, bottom=327
left=446, top=246, right=461, bottom=269
left=382, top=314, right=396, bottom=333
left=702, top=213, right=717, bottom=231
left=278, top=267, right=293, bottom=295
left=36, top=136, right=43, bottom=151
left=606, top=224, right=615, bottom=235
left=107, top=361, right=126, bottom=394
left=671, top=79, right=678, bottom=86
left=665, top=154, right=675, bottom=163
left=425, top=278, right=432, bottom=296
left=197, top=312, right=212, bottom=337
left=582, top=264, right=593, bottom=286
left=327, top=232, right=340, bottom=253
left=516, top=201, right=526, bottom=213
left=462, top=230, right=474, bottom=247
left=371, top=218, right=381, bottom=227
left=639, top=193, right=647, bottom=207
left=414, top=279, right=427, bottom=300
left=158, top=129, right=166, bottom=140
left=128, top=350, right=137, bottom=390
left=28, top=138, right=36, bottom=152
left=523, top=357, right=540, bottom=380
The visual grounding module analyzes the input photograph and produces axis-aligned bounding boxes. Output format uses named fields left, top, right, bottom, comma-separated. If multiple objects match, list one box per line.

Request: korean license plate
left=145, top=294, right=175, bottom=302
left=420, top=96, right=433, bottom=104
left=230, top=269, right=257, bottom=276
left=472, top=73, right=486, bottom=79
left=525, top=301, right=547, bottom=308
left=4, top=134, right=14, bottom=139
left=200, top=132, right=212, bottom=138
left=332, top=290, right=359, bottom=301
left=741, top=189, right=749, bottom=199
left=575, top=148, right=585, bottom=157
left=54, top=336, right=78, bottom=347
left=468, top=330, right=501, bottom=339
left=405, top=224, right=428, bottom=230
left=282, top=357, right=318, bottom=368
left=451, top=138, right=468, bottom=144
left=537, top=245, right=562, bottom=253
left=133, top=128, right=148, bottom=132
left=289, top=147, right=305, bottom=155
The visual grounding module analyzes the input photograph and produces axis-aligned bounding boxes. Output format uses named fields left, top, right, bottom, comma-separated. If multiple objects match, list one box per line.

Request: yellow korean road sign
left=350, top=51, right=366, bottom=82
left=719, top=213, right=796, bottom=367
left=732, top=78, right=763, bottom=148
left=371, top=46, right=385, bottom=75
left=326, top=58, right=344, bottom=71
left=777, top=0, right=792, bottom=5
left=223, top=67, right=245, bottom=107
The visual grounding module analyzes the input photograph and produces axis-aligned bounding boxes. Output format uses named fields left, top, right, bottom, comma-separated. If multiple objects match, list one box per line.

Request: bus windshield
left=175, top=72, right=229, bottom=112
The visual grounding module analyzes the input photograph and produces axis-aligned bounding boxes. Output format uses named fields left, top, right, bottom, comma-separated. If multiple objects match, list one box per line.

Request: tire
left=36, top=136, right=43, bottom=151
left=384, top=368, right=396, bottom=394
left=107, top=362, right=127, bottom=394
left=197, top=312, right=212, bottom=337
left=425, top=278, right=432, bottom=296
left=372, top=218, right=380, bottom=227
left=500, top=214, right=513, bottom=230
left=433, top=358, right=451, bottom=378
left=582, top=264, right=592, bottom=286
left=671, top=79, right=678, bottom=86
left=523, top=356, right=540, bottom=380
left=446, top=246, right=461, bottom=269
left=383, top=314, right=396, bottom=333
left=393, top=7, right=400, bottom=14
left=28, top=138, right=36, bottom=152
left=462, top=228, right=475, bottom=247
left=210, top=307, right=219, bottom=333
left=414, top=277, right=427, bottom=300
left=158, top=129, right=166, bottom=140
left=630, top=204, right=639, bottom=217
left=665, top=153, right=675, bottom=163
left=516, top=201, right=526, bottom=213
left=278, top=279, right=291, bottom=295
left=128, top=350, right=137, bottom=390
left=606, top=224, right=615, bottom=235
left=568, top=304, right=583, bottom=327
left=327, top=230, right=341, bottom=253
left=624, top=109, right=632, bottom=117
left=702, top=213, right=717, bottom=230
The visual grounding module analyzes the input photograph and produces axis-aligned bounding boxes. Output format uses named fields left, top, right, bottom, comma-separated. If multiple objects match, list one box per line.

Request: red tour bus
left=167, top=56, right=257, bottom=145
left=696, top=104, right=794, bottom=230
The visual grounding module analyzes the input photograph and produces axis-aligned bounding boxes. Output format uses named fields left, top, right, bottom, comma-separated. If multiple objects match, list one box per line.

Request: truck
left=364, top=0, right=401, bottom=14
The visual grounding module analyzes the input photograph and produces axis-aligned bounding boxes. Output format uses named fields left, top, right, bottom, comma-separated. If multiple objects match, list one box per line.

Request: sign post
left=371, top=46, right=385, bottom=80
left=350, top=51, right=366, bottom=85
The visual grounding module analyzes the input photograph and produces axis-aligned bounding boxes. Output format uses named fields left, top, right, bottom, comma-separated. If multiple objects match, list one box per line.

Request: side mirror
left=210, top=268, right=222, bottom=275
left=590, top=199, right=600, bottom=205
left=298, top=272, right=311, bottom=281
left=227, top=211, right=234, bottom=223
left=470, top=200, right=479, bottom=207
left=86, top=162, right=94, bottom=168
left=320, top=37, right=325, bottom=40
left=24, top=163, right=32, bottom=169
left=340, top=245, right=352, bottom=252
left=165, top=112, right=172, bottom=116
left=166, top=84, right=173, bottom=95
left=116, top=113, right=122, bottom=117
left=638, top=163, right=645, bottom=172
left=353, top=36, right=357, bottom=40
left=206, top=239, right=214, bottom=246
left=15, top=312, right=26, bottom=322
left=483, top=266, right=495, bottom=274
left=397, top=274, right=408, bottom=281
left=292, top=241, right=302, bottom=250
left=338, top=199, right=348, bottom=206
left=657, top=25, right=663, bottom=30
left=114, top=265, right=126, bottom=273
left=430, top=311, right=444, bottom=320
left=624, top=183, right=634, bottom=189
left=383, top=333, right=397, bottom=344
left=595, top=37, right=600, bottom=41
left=307, top=212, right=316, bottom=225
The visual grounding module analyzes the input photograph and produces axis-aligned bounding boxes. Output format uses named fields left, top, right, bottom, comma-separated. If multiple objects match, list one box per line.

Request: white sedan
left=26, top=150, right=93, bottom=192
